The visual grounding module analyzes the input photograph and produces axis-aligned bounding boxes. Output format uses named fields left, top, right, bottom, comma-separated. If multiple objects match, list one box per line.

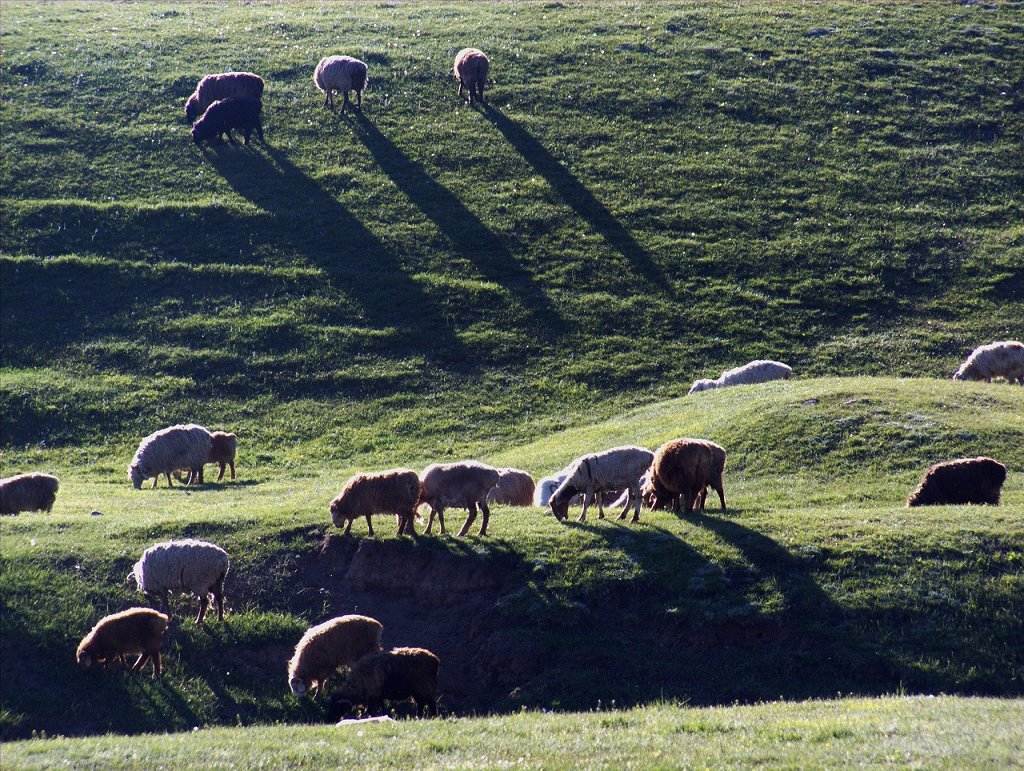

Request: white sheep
left=0, top=473, right=59, bottom=515
left=953, top=341, right=1024, bottom=384
left=549, top=446, right=654, bottom=523
left=688, top=360, right=793, bottom=394
left=313, top=55, right=368, bottom=112
left=288, top=614, right=384, bottom=698
left=533, top=470, right=569, bottom=507
left=185, top=72, right=265, bottom=123
left=128, top=539, right=230, bottom=624
left=128, top=424, right=213, bottom=489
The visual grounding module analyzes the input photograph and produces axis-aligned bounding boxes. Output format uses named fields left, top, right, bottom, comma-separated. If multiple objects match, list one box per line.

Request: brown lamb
left=650, top=438, right=727, bottom=514
left=486, top=468, right=536, bottom=506
left=330, top=469, right=421, bottom=537
left=331, top=647, right=440, bottom=719
left=418, top=461, right=501, bottom=536
left=906, top=457, right=1007, bottom=507
left=76, top=607, right=170, bottom=678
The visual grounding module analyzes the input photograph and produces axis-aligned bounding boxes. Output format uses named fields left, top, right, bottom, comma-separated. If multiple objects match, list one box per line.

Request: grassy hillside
left=6, top=697, right=1024, bottom=769
left=2, top=0, right=1022, bottom=466
left=2, top=378, right=1022, bottom=739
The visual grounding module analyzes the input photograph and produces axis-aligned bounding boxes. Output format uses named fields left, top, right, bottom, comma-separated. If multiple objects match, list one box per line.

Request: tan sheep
left=0, top=472, right=59, bottom=515
left=418, top=461, right=500, bottom=536
left=953, top=341, right=1024, bottom=384
left=331, top=647, right=440, bottom=719
left=330, top=469, right=421, bottom=537
left=288, top=615, right=384, bottom=698
left=486, top=468, right=536, bottom=506
left=453, top=48, right=490, bottom=104
left=650, top=438, right=727, bottom=514
left=208, top=431, right=237, bottom=482
left=76, top=607, right=169, bottom=678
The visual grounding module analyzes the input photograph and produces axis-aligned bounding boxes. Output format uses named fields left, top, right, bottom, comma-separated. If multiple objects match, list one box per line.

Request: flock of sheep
left=184, top=46, right=490, bottom=146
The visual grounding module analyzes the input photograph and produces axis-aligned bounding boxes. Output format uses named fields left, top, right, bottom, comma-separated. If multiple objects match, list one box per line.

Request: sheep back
left=76, top=607, right=169, bottom=666
left=288, top=615, right=384, bottom=696
left=186, top=71, right=265, bottom=122
left=906, top=457, right=1007, bottom=507
left=0, top=473, right=60, bottom=515
left=718, top=360, right=792, bottom=387
left=130, top=539, right=230, bottom=596
left=419, top=461, right=500, bottom=509
left=487, top=468, right=535, bottom=506
left=334, top=647, right=440, bottom=716
left=313, top=55, right=369, bottom=95
left=454, top=48, right=489, bottom=87
left=953, top=341, right=1024, bottom=383
left=128, top=424, right=213, bottom=488
left=330, top=469, right=421, bottom=527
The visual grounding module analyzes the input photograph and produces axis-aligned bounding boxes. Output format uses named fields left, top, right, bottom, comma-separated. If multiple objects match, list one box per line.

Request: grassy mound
left=1, top=378, right=1021, bottom=739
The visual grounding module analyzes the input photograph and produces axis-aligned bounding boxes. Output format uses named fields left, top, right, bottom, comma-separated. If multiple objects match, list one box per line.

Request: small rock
left=90, top=510, right=103, bottom=516
left=806, top=27, right=835, bottom=37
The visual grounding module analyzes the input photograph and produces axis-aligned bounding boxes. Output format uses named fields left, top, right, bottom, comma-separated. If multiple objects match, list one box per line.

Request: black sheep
left=906, top=457, right=1007, bottom=507
left=191, top=97, right=264, bottom=146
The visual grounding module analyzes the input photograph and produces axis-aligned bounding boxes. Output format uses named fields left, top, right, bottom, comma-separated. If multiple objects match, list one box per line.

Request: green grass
left=5, top=697, right=1023, bottom=769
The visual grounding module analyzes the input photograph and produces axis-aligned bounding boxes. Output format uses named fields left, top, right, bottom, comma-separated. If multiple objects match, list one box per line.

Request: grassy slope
left=1, top=0, right=1022, bottom=466
left=5, top=697, right=1024, bottom=769
left=1, top=378, right=1022, bottom=739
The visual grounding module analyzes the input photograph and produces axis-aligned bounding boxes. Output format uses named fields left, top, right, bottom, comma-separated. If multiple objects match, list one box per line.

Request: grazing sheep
left=185, top=71, right=265, bottom=123
left=534, top=467, right=571, bottom=507
left=650, top=438, right=727, bottom=514
left=288, top=615, right=384, bottom=698
left=486, top=468, right=535, bottom=506
left=549, top=446, right=654, bottom=523
left=129, top=424, right=213, bottom=489
left=313, top=55, right=368, bottom=112
left=331, top=647, right=440, bottom=719
left=76, top=607, right=169, bottom=678
left=128, top=539, right=230, bottom=624
left=953, top=341, right=1024, bottom=384
left=453, top=48, right=489, bottom=104
left=418, top=461, right=500, bottom=536
left=207, top=431, right=238, bottom=482
left=0, top=473, right=59, bottom=515
left=688, top=360, right=793, bottom=394
left=330, top=469, right=421, bottom=537
left=192, top=97, right=264, bottom=146
left=906, top=457, right=1007, bottom=507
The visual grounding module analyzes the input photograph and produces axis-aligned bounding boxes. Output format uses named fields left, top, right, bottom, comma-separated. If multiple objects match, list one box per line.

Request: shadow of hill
left=481, top=105, right=671, bottom=292
left=205, top=143, right=469, bottom=365
left=351, top=112, right=566, bottom=340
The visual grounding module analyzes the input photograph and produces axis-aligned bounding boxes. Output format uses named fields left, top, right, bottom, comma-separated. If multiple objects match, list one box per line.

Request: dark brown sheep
left=330, top=469, right=421, bottom=537
left=906, top=457, right=1007, bottom=507
left=330, top=647, right=439, bottom=719
left=185, top=71, right=265, bottom=123
left=650, top=438, right=727, bottom=514
left=191, top=97, right=264, bottom=146
left=453, top=48, right=489, bottom=104
left=76, top=607, right=169, bottom=678
left=0, top=473, right=59, bottom=515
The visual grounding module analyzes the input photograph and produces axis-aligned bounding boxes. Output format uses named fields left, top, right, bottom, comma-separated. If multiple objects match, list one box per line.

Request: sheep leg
left=458, top=503, right=478, bottom=537
left=226, top=129, right=237, bottom=145
left=195, top=594, right=209, bottom=625
left=478, top=499, right=491, bottom=536
left=714, top=483, right=726, bottom=512
left=356, top=89, right=362, bottom=110
left=213, top=573, right=226, bottom=620
left=342, top=91, right=350, bottom=114
left=629, top=482, right=642, bottom=523
left=404, top=510, right=418, bottom=537
left=365, top=514, right=375, bottom=537
left=151, top=649, right=162, bottom=678
left=130, top=653, right=149, bottom=672
left=229, top=461, right=236, bottom=480
left=458, top=82, right=465, bottom=100
left=425, top=508, right=435, bottom=534
left=152, top=476, right=159, bottom=489
left=344, top=517, right=354, bottom=536
left=477, top=82, right=486, bottom=103
left=323, top=91, right=331, bottom=109
left=256, top=121, right=264, bottom=143
left=596, top=493, right=606, bottom=520
left=577, top=490, right=592, bottom=523
left=217, top=462, right=226, bottom=482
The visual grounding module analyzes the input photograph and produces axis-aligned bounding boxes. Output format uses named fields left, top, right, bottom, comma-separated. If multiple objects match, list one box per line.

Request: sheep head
left=288, top=676, right=308, bottom=697
left=549, top=490, right=572, bottom=521
left=128, top=464, right=144, bottom=490
left=77, top=650, right=93, bottom=669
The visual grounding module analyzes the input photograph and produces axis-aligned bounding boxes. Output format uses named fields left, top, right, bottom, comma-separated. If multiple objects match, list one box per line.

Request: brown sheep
left=418, top=461, right=500, bottom=536
left=650, top=438, right=727, bottom=515
left=0, top=472, right=59, bottom=515
left=330, top=469, right=421, bottom=537
left=453, top=48, right=490, bottom=104
left=185, top=71, right=265, bottom=123
left=330, top=647, right=439, bottom=719
left=76, top=607, right=169, bottom=678
left=907, top=457, right=1007, bottom=507
left=288, top=615, right=384, bottom=698
left=208, top=431, right=237, bottom=482
left=486, top=468, right=536, bottom=506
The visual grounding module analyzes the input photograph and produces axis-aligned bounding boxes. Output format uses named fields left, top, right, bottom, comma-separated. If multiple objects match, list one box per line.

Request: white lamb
left=128, top=539, right=230, bottom=624
left=128, top=424, right=213, bottom=489
left=549, top=446, right=654, bottom=523
left=688, top=360, right=792, bottom=394
left=953, top=341, right=1024, bottom=384
left=313, top=55, right=368, bottom=112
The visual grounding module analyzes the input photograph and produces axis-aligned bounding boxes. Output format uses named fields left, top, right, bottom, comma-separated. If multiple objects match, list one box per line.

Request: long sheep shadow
left=204, top=143, right=469, bottom=366
left=350, top=112, right=566, bottom=340
left=481, top=105, right=671, bottom=292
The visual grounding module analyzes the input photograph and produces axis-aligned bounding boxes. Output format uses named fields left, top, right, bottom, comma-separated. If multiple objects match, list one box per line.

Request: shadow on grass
left=480, top=104, right=671, bottom=292
left=350, top=112, right=566, bottom=340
